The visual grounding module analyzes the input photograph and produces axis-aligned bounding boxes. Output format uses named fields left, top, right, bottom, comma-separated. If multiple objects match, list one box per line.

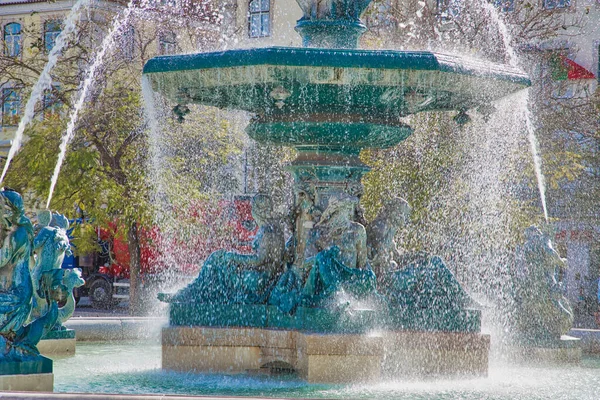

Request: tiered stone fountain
left=144, top=0, right=530, bottom=383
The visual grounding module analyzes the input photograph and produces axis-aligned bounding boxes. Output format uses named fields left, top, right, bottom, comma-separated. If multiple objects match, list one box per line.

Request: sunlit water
left=0, top=0, right=91, bottom=185
left=52, top=341, right=600, bottom=399
left=46, top=0, right=148, bottom=208
left=524, top=91, right=549, bottom=223
left=475, top=1, right=549, bottom=223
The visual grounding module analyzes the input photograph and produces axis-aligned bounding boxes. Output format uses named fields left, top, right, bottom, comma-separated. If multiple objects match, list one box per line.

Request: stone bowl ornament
left=295, top=0, right=374, bottom=47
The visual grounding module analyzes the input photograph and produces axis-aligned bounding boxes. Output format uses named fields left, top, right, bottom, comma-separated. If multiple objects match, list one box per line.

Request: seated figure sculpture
left=0, top=189, right=61, bottom=360
left=164, top=194, right=285, bottom=305
left=299, top=194, right=378, bottom=308
left=510, top=226, right=573, bottom=342
left=366, top=197, right=473, bottom=310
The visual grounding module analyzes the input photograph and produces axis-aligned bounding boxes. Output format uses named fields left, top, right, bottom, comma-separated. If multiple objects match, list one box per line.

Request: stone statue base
left=0, top=373, right=53, bottom=392
left=0, top=356, right=53, bottom=391
left=162, top=326, right=490, bottom=383
left=38, top=329, right=76, bottom=356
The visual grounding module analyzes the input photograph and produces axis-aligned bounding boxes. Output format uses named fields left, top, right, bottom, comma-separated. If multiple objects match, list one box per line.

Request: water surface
left=53, top=341, right=600, bottom=399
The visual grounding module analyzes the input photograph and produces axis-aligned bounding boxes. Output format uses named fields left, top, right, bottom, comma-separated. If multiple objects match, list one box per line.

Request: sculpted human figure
left=31, top=213, right=71, bottom=301
left=0, top=189, right=62, bottom=359
left=0, top=190, right=35, bottom=336
left=366, top=196, right=472, bottom=310
left=269, top=188, right=320, bottom=313
left=512, top=226, right=573, bottom=340
left=300, top=194, right=378, bottom=307
left=165, top=194, right=285, bottom=304
left=366, top=197, right=411, bottom=282
left=29, top=211, right=84, bottom=330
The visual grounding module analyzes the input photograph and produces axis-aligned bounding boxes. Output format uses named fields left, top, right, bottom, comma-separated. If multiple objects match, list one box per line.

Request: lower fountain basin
left=52, top=341, right=600, bottom=398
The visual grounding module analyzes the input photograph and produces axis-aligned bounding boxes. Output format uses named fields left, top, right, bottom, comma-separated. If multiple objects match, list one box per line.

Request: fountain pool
left=51, top=341, right=600, bottom=399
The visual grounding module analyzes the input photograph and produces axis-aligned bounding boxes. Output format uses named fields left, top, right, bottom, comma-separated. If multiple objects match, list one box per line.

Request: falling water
left=477, top=1, right=548, bottom=221
left=0, top=0, right=92, bottom=185
left=524, top=91, right=549, bottom=222
left=46, top=0, right=142, bottom=208
left=478, top=0, right=519, bottom=67
left=141, top=76, right=168, bottom=213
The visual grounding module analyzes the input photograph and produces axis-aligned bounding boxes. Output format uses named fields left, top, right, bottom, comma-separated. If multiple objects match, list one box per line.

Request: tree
left=1, top=0, right=233, bottom=314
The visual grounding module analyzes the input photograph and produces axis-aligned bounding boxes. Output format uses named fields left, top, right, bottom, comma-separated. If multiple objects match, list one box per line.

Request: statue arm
left=228, top=226, right=279, bottom=269
left=356, top=228, right=368, bottom=270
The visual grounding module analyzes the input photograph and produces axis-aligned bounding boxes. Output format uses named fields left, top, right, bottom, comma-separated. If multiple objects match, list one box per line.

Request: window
left=44, top=20, right=62, bottom=53
left=158, top=31, right=177, bottom=55
left=3, top=23, right=21, bottom=57
left=2, top=88, right=21, bottom=126
left=494, top=0, right=515, bottom=12
left=543, top=0, right=571, bottom=9
left=249, top=0, right=270, bottom=38
left=43, top=86, right=62, bottom=119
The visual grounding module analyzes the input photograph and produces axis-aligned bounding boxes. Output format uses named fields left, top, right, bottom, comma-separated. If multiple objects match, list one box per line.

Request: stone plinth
left=162, top=326, right=490, bottom=383
left=0, top=373, right=53, bottom=392
left=37, top=338, right=76, bottom=356
left=38, top=329, right=76, bottom=356
left=0, top=356, right=53, bottom=392
left=383, top=331, right=490, bottom=377
left=296, top=333, right=382, bottom=383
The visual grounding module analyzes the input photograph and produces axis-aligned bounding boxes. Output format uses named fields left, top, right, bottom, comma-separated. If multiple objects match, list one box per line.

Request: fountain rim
left=142, top=46, right=531, bottom=87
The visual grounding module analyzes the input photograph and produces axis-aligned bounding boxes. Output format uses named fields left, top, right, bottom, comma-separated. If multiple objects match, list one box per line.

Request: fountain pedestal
left=0, top=358, right=53, bottom=392
left=162, top=325, right=490, bottom=382
left=37, top=329, right=77, bottom=356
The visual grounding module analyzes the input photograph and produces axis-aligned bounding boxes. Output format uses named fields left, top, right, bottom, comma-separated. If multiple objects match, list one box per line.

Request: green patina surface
left=143, top=47, right=528, bottom=155
left=169, top=303, right=480, bottom=334
left=143, top=48, right=529, bottom=120
left=247, top=119, right=412, bottom=154
left=143, top=47, right=529, bottom=85
left=388, top=308, right=481, bottom=333
left=0, top=356, right=52, bottom=376
left=42, top=328, right=76, bottom=340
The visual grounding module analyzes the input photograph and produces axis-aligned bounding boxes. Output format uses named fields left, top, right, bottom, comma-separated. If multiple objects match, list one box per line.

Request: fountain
left=143, top=0, right=530, bottom=383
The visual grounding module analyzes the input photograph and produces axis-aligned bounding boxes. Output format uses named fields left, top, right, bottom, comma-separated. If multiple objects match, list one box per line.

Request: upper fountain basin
left=143, top=47, right=530, bottom=151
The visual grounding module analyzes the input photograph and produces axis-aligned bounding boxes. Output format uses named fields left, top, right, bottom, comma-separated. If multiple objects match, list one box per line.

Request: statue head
left=379, top=197, right=411, bottom=227
left=37, top=210, right=52, bottom=228
left=50, top=213, right=70, bottom=231
left=0, top=189, right=27, bottom=228
left=251, top=193, right=274, bottom=224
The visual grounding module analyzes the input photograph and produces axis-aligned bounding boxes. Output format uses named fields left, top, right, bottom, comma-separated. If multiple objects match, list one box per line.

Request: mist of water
left=0, top=0, right=92, bottom=185
left=478, top=0, right=519, bottom=67
left=141, top=76, right=165, bottom=200
left=46, top=0, right=143, bottom=208
left=475, top=2, right=548, bottom=222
